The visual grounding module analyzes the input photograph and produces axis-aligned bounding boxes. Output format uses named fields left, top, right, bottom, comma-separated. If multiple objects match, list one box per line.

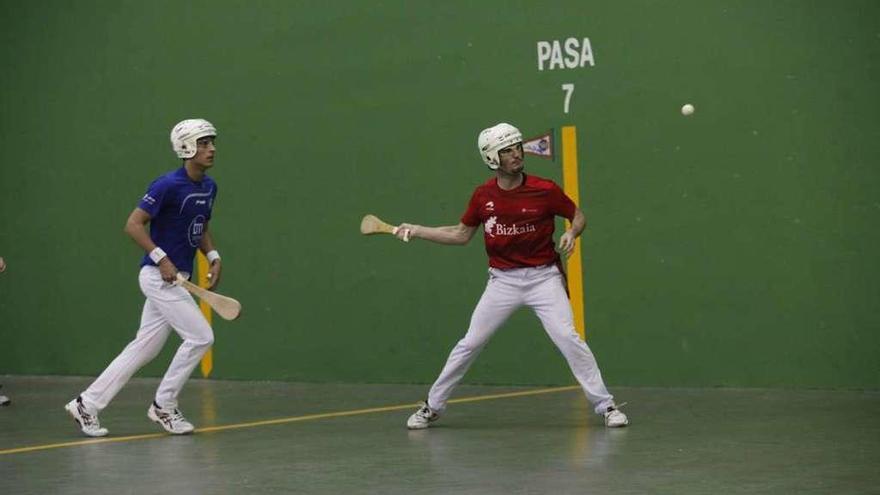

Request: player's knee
left=456, top=337, right=485, bottom=356
left=199, top=334, right=215, bottom=349
left=190, top=331, right=214, bottom=350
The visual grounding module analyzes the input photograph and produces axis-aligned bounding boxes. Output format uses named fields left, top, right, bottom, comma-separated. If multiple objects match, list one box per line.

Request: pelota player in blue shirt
left=65, top=119, right=224, bottom=436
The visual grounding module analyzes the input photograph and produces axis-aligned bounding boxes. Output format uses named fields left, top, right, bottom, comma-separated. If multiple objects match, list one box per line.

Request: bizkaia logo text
left=484, top=216, right=537, bottom=238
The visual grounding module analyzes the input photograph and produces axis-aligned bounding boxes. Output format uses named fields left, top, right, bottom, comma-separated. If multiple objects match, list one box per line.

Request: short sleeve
left=460, top=188, right=482, bottom=227
left=138, top=177, right=169, bottom=217
left=549, top=182, right=577, bottom=220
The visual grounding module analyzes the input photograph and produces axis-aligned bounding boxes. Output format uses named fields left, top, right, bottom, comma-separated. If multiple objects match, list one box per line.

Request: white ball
left=681, top=103, right=695, bottom=116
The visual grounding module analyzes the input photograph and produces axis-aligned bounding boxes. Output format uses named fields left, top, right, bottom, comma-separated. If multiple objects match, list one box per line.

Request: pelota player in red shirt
left=394, top=123, right=628, bottom=429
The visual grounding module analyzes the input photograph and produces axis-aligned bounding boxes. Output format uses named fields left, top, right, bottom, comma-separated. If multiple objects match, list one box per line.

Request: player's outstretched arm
left=394, top=222, right=477, bottom=246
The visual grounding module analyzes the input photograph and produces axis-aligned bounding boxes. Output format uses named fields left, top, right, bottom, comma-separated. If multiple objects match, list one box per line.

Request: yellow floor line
left=0, top=432, right=170, bottom=455
left=0, top=385, right=581, bottom=456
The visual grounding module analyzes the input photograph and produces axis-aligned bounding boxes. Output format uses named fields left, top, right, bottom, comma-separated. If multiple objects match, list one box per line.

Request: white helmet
left=170, top=119, right=217, bottom=159
left=477, top=123, right=522, bottom=170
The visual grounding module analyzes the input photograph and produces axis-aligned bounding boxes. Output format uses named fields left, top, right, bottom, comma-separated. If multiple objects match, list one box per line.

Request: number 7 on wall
left=562, top=83, right=574, bottom=114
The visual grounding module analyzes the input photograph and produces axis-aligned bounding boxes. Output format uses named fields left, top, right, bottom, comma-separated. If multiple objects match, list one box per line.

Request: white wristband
left=206, top=250, right=221, bottom=264
left=149, top=247, right=167, bottom=264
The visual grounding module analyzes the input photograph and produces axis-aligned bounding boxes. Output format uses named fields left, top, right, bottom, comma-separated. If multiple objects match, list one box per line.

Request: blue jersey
left=137, top=167, right=218, bottom=274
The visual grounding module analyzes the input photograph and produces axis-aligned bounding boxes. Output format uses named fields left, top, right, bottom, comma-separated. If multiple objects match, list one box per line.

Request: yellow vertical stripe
left=561, top=126, right=586, bottom=339
left=196, top=251, right=214, bottom=377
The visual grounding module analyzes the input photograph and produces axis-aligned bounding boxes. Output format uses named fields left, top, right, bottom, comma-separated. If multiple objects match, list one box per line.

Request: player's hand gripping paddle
left=360, top=214, right=412, bottom=241
left=176, top=273, right=242, bottom=321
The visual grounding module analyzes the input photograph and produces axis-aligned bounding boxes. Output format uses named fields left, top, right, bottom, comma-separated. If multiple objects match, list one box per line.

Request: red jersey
left=461, top=174, right=577, bottom=269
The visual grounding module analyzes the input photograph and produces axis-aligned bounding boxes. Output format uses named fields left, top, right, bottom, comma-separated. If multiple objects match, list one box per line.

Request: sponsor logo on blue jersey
left=188, top=215, right=207, bottom=247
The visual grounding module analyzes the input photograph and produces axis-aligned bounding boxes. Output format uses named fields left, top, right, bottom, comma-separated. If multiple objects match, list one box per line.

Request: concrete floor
left=1, top=376, right=878, bottom=494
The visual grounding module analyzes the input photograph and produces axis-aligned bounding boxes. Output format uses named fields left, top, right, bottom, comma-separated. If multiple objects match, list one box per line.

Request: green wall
left=1, top=1, right=878, bottom=388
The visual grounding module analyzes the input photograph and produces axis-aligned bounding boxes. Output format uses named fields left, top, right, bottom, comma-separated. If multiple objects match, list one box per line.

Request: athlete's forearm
left=199, top=229, right=216, bottom=254
left=198, top=228, right=222, bottom=287
left=569, top=209, right=586, bottom=237
left=199, top=230, right=222, bottom=269
left=124, top=213, right=158, bottom=254
left=413, top=224, right=475, bottom=245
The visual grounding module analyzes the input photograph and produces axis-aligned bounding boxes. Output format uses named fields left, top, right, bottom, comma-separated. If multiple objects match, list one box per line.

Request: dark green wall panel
left=1, top=1, right=878, bottom=388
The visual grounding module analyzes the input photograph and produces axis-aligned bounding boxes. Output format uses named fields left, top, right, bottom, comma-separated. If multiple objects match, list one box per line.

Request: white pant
left=427, top=264, right=615, bottom=416
left=80, top=266, right=214, bottom=412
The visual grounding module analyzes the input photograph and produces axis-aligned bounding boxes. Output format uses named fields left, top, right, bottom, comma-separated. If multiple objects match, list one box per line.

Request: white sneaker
left=406, top=401, right=440, bottom=430
left=148, top=402, right=195, bottom=435
left=64, top=397, right=109, bottom=437
left=604, top=404, right=629, bottom=428
left=0, top=395, right=10, bottom=406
